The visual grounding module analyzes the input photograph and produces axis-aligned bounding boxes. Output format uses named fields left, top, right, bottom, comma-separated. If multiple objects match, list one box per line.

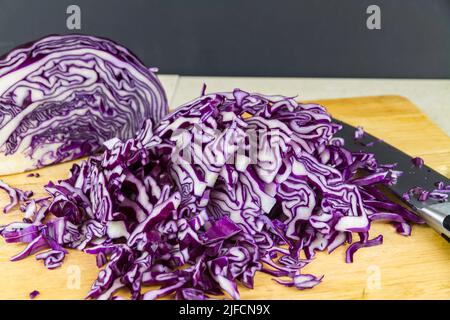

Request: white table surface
left=163, top=76, right=450, bottom=135
left=157, top=74, right=179, bottom=106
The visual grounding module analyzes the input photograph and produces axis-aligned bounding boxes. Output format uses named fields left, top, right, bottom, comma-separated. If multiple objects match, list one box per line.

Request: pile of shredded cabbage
left=0, top=89, right=428, bottom=300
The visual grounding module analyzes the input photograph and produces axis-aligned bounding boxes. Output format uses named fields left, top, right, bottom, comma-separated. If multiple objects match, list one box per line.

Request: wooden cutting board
left=0, top=95, right=449, bottom=300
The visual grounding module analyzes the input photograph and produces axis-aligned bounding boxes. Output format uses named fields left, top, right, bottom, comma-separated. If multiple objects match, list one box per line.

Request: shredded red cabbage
left=0, top=89, right=429, bottom=300
left=0, top=179, right=33, bottom=213
left=29, top=290, right=40, bottom=299
left=411, top=157, right=424, bottom=168
left=354, top=126, right=364, bottom=140
left=404, top=184, right=449, bottom=202
left=353, top=126, right=380, bottom=147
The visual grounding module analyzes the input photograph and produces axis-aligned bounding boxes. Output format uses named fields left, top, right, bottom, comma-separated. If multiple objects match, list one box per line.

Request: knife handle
left=442, top=216, right=450, bottom=243
left=415, top=202, right=450, bottom=243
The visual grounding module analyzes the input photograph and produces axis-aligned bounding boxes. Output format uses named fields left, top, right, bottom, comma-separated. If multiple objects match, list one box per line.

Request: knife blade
left=333, top=118, right=450, bottom=242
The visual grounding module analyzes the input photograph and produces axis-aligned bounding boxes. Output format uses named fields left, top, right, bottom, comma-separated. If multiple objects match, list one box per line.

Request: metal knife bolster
left=409, top=199, right=450, bottom=241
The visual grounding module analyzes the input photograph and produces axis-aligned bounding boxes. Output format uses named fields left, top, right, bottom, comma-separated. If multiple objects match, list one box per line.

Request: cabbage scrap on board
left=0, top=35, right=167, bottom=175
left=0, top=89, right=425, bottom=300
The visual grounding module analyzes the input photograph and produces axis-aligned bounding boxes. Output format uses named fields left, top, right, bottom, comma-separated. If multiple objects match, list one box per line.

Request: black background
left=0, top=0, right=449, bottom=78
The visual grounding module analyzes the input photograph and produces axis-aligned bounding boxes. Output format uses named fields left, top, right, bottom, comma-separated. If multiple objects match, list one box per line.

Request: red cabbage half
left=0, top=89, right=427, bottom=300
left=0, top=35, right=167, bottom=175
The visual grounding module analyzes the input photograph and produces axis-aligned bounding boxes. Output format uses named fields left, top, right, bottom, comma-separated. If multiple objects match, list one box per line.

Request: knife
left=333, top=119, right=450, bottom=242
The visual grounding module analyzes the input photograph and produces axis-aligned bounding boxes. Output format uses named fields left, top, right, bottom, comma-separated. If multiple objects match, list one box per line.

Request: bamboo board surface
left=0, top=95, right=449, bottom=300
